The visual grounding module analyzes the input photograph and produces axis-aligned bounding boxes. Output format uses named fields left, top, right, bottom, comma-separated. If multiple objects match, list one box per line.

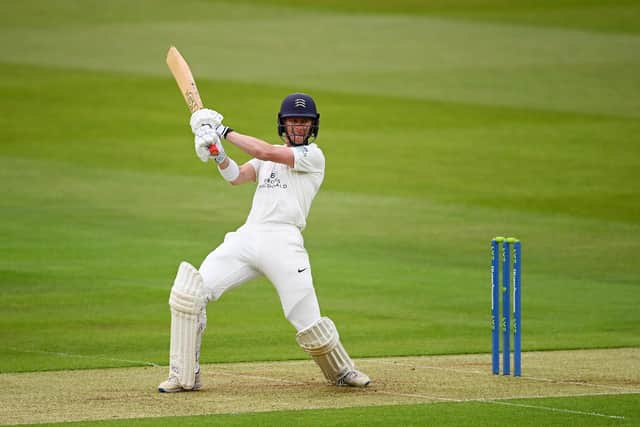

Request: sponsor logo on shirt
left=259, top=169, right=288, bottom=190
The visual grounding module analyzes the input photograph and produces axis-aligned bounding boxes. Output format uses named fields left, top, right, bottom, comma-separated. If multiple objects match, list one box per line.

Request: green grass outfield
left=1, top=0, right=639, bottom=425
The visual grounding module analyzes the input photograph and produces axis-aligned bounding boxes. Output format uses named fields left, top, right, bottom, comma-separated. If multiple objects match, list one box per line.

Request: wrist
left=216, top=124, right=234, bottom=139
left=213, top=152, right=227, bottom=164
left=218, top=158, right=239, bottom=182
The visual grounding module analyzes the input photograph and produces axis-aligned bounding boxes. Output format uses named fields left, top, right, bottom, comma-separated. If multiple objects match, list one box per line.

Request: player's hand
left=194, top=126, right=217, bottom=162
left=194, top=137, right=212, bottom=163
left=210, top=138, right=227, bottom=164
left=190, top=108, right=223, bottom=134
left=194, top=126, right=226, bottom=163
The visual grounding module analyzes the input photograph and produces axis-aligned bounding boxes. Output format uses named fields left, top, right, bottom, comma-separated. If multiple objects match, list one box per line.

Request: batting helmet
left=277, top=93, right=320, bottom=145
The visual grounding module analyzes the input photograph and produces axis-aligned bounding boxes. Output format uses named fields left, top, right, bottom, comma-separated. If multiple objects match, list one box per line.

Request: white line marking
left=375, top=390, right=629, bottom=419
left=222, top=366, right=638, bottom=421
left=7, top=347, right=160, bottom=367
left=376, top=390, right=456, bottom=401
left=216, top=371, right=306, bottom=385
left=369, top=359, right=486, bottom=375
left=519, top=374, right=638, bottom=392
left=482, top=400, right=625, bottom=419
left=366, top=359, right=640, bottom=392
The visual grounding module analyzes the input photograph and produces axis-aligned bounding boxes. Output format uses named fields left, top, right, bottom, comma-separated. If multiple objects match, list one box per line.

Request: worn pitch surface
left=2, top=348, right=638, bottom=425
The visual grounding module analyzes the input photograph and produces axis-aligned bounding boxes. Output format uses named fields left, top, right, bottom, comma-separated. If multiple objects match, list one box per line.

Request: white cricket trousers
left=199, top=223, right=321, bottom=331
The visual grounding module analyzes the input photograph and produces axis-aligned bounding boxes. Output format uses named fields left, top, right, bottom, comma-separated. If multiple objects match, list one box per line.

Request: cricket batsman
left=158, top=93, right=371, bottom=392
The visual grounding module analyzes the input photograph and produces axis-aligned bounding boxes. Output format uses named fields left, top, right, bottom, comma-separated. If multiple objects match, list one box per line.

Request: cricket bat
left=166, top=46, right=204, bottom=113
left=166, top=46, right=219, bottom=156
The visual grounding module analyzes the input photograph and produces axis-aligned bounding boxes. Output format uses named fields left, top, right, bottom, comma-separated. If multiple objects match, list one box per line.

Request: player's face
left=284, top=117, right=313, bottom=146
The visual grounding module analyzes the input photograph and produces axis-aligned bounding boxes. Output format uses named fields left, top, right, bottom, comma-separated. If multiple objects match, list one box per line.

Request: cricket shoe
left=158, top=371, right=202, bottom=393
left=337, top=370, right=371, bottom=387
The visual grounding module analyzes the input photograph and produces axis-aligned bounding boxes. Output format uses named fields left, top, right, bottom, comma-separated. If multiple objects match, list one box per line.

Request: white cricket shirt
left=245, top=144, right=324, bottom=231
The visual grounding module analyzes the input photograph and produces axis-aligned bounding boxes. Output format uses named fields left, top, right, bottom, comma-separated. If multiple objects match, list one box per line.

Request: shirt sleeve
left=292, top=144, right=325, bottom=173
left=248, top=158, right=262, bottom=175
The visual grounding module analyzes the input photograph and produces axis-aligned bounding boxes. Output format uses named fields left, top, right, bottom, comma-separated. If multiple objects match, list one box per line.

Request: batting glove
left=190, top=108, right=223, bottom=134
left=210, top=139, right=227, bottom=164
left=194, top=126, right=227, bottom=164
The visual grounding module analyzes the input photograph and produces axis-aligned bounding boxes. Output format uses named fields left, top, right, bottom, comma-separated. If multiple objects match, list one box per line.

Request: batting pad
left=168, top=261, right=206, bottom=390
left=295, top=317, right=355, bottom=384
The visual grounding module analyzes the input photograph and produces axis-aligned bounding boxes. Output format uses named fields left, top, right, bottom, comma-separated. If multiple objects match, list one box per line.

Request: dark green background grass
left=1, top=0, right=639, bottom=425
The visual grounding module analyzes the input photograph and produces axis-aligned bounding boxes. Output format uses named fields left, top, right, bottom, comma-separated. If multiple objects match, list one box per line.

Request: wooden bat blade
left=166, top=46, right=203, bottom=113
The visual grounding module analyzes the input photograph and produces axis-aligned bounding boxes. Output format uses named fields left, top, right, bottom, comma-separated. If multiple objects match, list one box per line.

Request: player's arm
left=195, top=133, right=256, bottom=186
left=218, top=157, right=256, bottom=186
left=225, top=131, right=294, bottom=168
left=190, top=110, right=294, bottom=167
left=189, top=112, right=249, bottom=185
left=189, top=109, right=291, bottom=182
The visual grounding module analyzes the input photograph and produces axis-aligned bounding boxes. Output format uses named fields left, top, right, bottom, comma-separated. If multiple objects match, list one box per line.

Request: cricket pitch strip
left=1, top=348, right=639, bottom=425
